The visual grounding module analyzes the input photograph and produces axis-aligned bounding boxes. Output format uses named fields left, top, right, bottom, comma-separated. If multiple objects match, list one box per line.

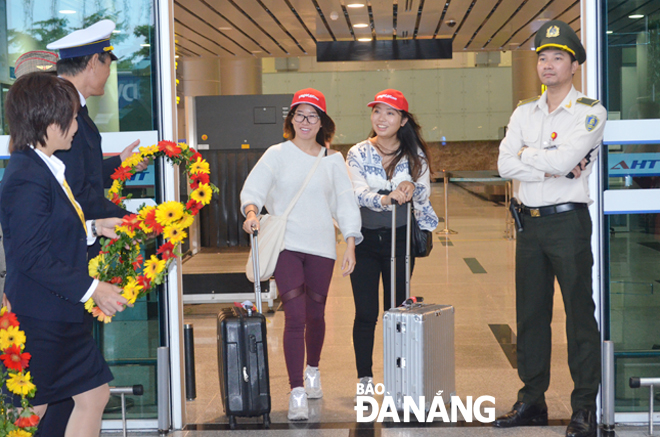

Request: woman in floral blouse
left=346, top=89, right=438, bottom=397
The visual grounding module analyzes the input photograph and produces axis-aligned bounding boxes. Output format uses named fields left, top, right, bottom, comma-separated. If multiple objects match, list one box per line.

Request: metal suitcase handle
left=249, top=231, right=263, bottom=313
left=390, top=201, right=413, bottom=309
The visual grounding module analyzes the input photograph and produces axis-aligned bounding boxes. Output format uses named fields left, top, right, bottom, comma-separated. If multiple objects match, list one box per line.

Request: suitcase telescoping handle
left=390, top=200, right=412, bottom=309
left=249, top=230, right=263, bottom=313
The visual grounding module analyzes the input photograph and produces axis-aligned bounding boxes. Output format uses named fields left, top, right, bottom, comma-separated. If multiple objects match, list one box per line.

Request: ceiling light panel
left=174, top=0, right=272, bottom=56
left=485, top=0, right=552, bottom=49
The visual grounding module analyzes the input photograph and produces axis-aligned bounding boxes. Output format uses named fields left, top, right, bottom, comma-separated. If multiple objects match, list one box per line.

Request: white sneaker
left=355, top=376, right=375, bottom=402
left=288, top=387, right=309, bottom=421
left=304, top=365, right=323, bottom=399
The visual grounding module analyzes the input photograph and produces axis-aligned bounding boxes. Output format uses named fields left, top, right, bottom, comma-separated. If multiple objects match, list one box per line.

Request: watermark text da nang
left=355, top=383, right=496, bottom=423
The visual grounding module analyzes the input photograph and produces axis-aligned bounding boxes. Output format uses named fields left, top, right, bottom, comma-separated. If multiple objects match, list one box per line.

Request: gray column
left=180, top=57, right=221, bottom=96
left=511, top=50, right=541, bottom=110
left=220, top=58, right=262, bottom=95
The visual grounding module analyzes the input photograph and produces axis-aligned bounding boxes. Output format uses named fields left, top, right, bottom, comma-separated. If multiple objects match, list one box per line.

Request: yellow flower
left=191, top=184, right=213, bottom=206
left=156, top=201, right=185, bottom=226
left=84, top=298, right=96, bottom=312
left=139, top=205, right=155, bottom=219
left=139, top=144, right=159, bottom=156
left=163, top=223, right=187, bottom=244
left=91, top=307, right=113, bottom=323
left=0, top=326, right=26, bottom=349
left=116, top=225, right=135, bottom=239
left=179, top=213, right=194, bottom=229
left=121, top=153, right=145, bottom=169
left=122, top=277, right=143, bottom=305
left=0, top=306, right=6, bottom=316
left=178, top=141, right=189, bottom=150
left=189, top=158, right=210, bottom=175
left=108, top=180, right=122, bottom=196
left=89, top=254, right=104, bottom=278
left=144, top=255, right=166, bottom=280
left=7, top=371, right=36, bottom=396
left=8, top=429, right=32, bottom=437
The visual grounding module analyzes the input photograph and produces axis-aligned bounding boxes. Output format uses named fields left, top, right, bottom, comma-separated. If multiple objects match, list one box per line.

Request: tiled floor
left=102, top=182, right=654, bottom=436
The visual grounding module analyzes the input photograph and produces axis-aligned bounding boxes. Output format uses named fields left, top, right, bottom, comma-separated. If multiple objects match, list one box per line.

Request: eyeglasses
left=293, top=112, right=320, bottom=125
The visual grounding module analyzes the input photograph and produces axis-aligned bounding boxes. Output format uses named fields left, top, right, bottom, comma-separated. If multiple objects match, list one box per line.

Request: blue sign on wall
left=609, top=153, right=660, bottom=177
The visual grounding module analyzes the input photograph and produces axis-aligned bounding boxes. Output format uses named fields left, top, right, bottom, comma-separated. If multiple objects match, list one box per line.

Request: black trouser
left=515, top=208, right=601, bottom=412
left=350, top=226, right=415, bottom=378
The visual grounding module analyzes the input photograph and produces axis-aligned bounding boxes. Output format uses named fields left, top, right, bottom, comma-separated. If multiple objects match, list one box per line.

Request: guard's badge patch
left=585, top=115, right=599, bottom=132
left=546, top=25, right=560, bottom=38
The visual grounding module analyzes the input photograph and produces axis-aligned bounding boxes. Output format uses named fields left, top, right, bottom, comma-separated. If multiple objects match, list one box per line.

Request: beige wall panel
left=263, top=66, right=512, bottom=143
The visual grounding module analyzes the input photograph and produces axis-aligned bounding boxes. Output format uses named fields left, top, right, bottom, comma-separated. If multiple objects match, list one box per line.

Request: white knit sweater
left=240, top=141, right=363, bottom=260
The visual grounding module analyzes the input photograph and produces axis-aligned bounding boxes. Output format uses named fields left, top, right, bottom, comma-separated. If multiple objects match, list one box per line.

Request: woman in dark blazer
left=0, top=73, right=129, bottom=436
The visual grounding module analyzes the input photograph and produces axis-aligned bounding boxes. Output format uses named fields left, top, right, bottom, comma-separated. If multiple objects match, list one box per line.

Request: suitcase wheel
left=263, top=413, right=270, bottom=428
left=228, top=415, right=236, bottom=430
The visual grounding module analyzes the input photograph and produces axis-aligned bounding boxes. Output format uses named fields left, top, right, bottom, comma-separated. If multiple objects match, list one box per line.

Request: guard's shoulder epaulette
left=576, top=97, right=599, bottom=107
left=517, top=96, right=540, bottom=107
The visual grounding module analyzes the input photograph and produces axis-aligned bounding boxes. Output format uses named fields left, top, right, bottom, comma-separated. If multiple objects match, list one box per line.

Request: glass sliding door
left=603, top=0, right=660, bottom=418
left=0, top=0, right=163, bottom=425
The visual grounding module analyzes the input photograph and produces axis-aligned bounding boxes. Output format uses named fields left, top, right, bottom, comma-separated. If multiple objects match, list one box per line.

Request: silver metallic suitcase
left=383, top=202, right=456, bottom=410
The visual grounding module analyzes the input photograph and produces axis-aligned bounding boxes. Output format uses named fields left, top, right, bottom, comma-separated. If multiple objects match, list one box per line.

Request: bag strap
left=282, top=147, right=325, bottom=217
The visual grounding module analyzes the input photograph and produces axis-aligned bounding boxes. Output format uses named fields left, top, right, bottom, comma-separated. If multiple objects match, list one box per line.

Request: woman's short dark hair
left=283, top=106, right=336, bottom=146
left=57, top=52, right=112, bottom=77
left=5, top=73, right=80, bottom=153
left=370, top=110, right=432, bottom=181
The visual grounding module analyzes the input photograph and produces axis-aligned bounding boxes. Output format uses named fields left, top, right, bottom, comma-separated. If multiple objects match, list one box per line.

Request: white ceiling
left=172, top=0, right=656, bottom=60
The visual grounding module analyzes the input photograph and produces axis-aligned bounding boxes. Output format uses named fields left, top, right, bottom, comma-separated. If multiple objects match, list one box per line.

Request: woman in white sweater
left=241, top=88, right=362, bottom=421
left=346, top=89, right=438, bottom=397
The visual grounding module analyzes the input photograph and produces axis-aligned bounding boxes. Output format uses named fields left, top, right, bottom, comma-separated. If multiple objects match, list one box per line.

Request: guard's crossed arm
left=519, top=107, right=606, bottom=176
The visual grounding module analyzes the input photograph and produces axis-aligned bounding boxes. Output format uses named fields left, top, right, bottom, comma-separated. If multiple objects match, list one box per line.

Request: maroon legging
left=273, top=250, right=335, bottom=389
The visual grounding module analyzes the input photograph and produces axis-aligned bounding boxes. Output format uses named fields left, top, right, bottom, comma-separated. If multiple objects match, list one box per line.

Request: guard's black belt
left=521, top=202, right=587, bottom=218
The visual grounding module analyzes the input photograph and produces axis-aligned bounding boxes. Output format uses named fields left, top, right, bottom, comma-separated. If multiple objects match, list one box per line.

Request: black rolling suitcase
left=217, top=231, right=271, bottom=429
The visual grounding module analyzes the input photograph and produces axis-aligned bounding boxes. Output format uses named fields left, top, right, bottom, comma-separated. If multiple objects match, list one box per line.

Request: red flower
left=110, top=192, right=127, bottom=206
left=0, top=312, right=19, bottom=330
left=137, top=275, right=151, bottom=290
left=14, top=413, right=40, bottom=427
left=144, top=209, right=164, bottom=233
left=157, top=242, right=175, bottom=260
left=110, top=277, right=123, bottom=285
left=112, top=165, right=133, bottom=181
left=158, top=140, right=182, bottom=158
left=132, top=254, right=144, bottom=270
left=122, top=214, right=141, bottom=231
left=186, top=199, right=202, bottom=216
left=190, top=149, right=202, bottom=161
left=190, top=172, right=210, bottom=190
left=1, top=344, right=31, bottom=371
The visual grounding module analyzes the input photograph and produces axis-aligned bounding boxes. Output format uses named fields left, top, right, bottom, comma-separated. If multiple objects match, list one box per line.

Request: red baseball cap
left=291, top=88, right=326, bottom=113
left=367, top=89, right=409, bottom=112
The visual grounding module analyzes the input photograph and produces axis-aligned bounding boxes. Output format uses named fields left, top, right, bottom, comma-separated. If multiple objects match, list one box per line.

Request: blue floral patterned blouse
left=346, top=139, right=439, bottom=231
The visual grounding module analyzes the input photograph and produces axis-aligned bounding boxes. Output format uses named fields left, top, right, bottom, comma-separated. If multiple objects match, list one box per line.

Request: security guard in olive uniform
left=495, top=21, right=606, bottom=437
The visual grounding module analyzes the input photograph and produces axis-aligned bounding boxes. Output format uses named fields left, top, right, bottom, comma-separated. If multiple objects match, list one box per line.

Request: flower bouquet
left=0, top=307, right=38, bottom=436
left=86, top=141, right=216, bottom=323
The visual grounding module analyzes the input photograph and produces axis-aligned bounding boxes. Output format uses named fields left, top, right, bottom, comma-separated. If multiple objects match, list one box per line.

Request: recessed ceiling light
left=357, top=37, right=372, bottom=42
left=354, top=23, right=368, bottom=28
left=141, top=44, right=150, bottom=47
left=59, top=10, right=76, bottom=14
left=629, top=14, right=644, bottom=19
left=218, top=26, right=232, bottom=31
left=252, top=50, right=262, bottom=53
left=175, top=55, right=180, bottom=58
left=347, top=3, right=365, bottom=7
left=606, top=30, right=613, bottom=34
